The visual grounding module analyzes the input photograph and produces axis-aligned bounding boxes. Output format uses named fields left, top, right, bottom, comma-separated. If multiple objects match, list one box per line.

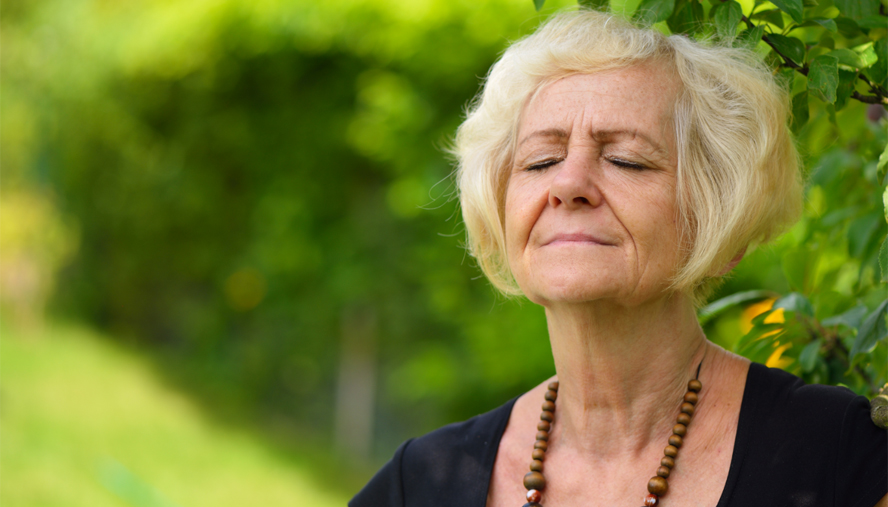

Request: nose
left=548, top=151, right=603, bottom=209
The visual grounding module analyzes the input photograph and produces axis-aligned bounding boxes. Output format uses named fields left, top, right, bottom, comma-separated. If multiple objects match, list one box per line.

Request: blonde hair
left=453, top=9, right=802, bottom=306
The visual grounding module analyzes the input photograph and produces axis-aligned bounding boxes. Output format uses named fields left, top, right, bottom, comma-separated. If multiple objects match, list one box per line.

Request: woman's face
left=505, top=62, right=683, bottom=307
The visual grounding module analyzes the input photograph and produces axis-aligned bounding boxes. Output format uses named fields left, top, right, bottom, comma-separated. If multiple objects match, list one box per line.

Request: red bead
left=526, top=489, right=542, bottom=502
left=644, top=493, right=659, bottom=506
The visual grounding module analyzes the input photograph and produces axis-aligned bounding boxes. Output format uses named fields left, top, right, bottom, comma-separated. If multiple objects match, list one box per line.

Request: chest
left=486, top=405, right=738, bottom=507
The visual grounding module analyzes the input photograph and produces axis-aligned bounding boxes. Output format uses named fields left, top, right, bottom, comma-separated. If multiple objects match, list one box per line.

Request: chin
left=522, top=270, right=624, bottom=306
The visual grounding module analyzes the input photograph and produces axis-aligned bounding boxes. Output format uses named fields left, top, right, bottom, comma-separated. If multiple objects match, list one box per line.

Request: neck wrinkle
left=545, top=292, right=707, bottom=459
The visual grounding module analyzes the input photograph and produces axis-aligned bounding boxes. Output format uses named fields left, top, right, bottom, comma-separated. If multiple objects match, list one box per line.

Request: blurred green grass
left=0, top=323, right=351, bottom=507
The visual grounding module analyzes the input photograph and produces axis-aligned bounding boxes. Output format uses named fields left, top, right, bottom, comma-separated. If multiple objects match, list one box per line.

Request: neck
left=545, top=292, right=707, bottom=458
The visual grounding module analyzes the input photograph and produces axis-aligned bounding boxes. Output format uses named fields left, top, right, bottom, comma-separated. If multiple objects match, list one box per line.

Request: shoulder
left=350, top=397, right=517, bottom=507
left=721, top=362, right=887, bottom=507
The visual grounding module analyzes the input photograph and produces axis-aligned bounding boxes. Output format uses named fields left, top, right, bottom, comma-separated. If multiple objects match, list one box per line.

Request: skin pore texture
left=486, top=62, right=752, bottom=506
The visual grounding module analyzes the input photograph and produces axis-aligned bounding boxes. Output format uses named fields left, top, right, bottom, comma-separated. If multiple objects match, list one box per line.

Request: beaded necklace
left=521, top=361, right=703, bottom=507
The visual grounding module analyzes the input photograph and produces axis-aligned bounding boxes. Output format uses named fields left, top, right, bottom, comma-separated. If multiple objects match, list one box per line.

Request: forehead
left=518, top=61, right=682, bottom=142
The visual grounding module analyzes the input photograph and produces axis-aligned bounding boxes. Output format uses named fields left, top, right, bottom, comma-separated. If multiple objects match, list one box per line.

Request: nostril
left=576, top=197, right=589, bottom=205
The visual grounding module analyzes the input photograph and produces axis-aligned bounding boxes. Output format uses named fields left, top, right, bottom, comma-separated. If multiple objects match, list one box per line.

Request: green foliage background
left=2, top=0, right=886, bottom=498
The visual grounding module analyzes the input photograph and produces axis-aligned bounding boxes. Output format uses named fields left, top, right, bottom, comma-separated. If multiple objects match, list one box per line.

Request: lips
left=543, top=233, right=615, bottom=246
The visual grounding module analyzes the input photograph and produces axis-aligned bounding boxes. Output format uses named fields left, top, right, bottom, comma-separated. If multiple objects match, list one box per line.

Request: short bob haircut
left=453, top=9, right=803, bottom=306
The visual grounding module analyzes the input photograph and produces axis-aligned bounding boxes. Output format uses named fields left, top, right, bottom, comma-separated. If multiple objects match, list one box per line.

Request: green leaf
left=767, top=33, right=806, bottom=65
left=856, top=16, right=888, bottom=29
left=834, top=0, right=880, bottom=20
left=808, top=54, right=839, bottom=103
left=791, top=91, right=809, bottom=133
left=667, top=0, right=704, bottom=35
left=883, top=180, right=888, bottom=222
left=799, top=339, right=820, bottom=372
left=769, top=0, right=804, bottom=23
left=880, top=235, right=888, bottom=283
left=736, top=25, right=766, bottom=51
left=849, top=299, right=888, bottom=362
left=578, top=0, right=610, bottom=9
left=834, top=70, right=856, bottom=111
left=854, top=43, right=878, bottom=69
left=822, top=304, right=868, bottom=329
left=773, top=292, right=815, bottom=317
left=752, top=9, right=785, bottom=28
left=864, top=38, right=887, bottom=92
left=826, top=48, right=863, bottom=69
left=697, top=289, right=775, bottom=324
left=534, top=0, right=546, bottom=11
left=634, top=0, right=677, bottom=24
left=782, top=249, right=810, bottom=291
left=834, top=16, right=863, bottom=37
left=848, top=212, right=882, bottom=258
left=714, top=0, right=744, bottom=37
left=808, top=17, right=838, bottom=32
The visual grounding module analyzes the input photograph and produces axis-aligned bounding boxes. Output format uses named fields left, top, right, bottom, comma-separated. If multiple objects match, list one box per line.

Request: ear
left=715, top=248, right=746, bottom=277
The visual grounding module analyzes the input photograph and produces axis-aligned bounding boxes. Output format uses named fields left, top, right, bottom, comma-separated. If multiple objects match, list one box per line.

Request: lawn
left=1, top=323, right=351, bottom=507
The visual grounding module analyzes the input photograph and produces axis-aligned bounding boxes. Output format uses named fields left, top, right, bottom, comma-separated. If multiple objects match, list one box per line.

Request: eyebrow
left=517, top=128, right=667, bottom=155
left=517, top=128, right=569, bottom=147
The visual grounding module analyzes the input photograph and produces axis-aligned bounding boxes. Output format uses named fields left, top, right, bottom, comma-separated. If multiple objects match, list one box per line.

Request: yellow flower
left=740, top=298, right=785, bottom=334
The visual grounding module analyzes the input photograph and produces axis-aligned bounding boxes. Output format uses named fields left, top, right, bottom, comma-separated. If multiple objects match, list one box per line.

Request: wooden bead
left=545, top=389, right=558, bottom=402
left=530, top=459, right=543, bottom=472
left=668, top=434, right=683, bottom=448
left=534, top=440, right=548, bottom=451
left=532, top=449, right=545, bottom=460
left=644, top=494, right=659, bottom=506
left=647, top=476, right=668, bottom=495
left=541, top=410, right=554, bottom=422
left=664, top=445, right=678, bottom=457
left=536, top=430, right=549, bottom=441
left=673, top=423, right=687, bottom=436
left=677, top=412, right=691, bottom=426
left=660, top=456, right=675, bottom=468
left=526, top=489, right=542, bottom=502
left=524, top=471, right=546, bottom=491
left=542, top=401, right=556, bottom=412
left=688, top=379, right=702, bottom=392
left=548, top=381, right=559, bottom=391
left=656, top=466, right=671, bottom=478
left=684, top=391, right=698, bottom=405
left=537, top=421, right=551, bottom=432
left=680, top=402, right=695, bottom=415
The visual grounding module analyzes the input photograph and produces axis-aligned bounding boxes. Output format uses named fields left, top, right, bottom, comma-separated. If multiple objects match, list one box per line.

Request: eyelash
left=524, top=157, right=647, bottom=171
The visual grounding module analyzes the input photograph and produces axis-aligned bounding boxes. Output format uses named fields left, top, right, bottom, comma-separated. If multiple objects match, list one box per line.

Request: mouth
left=543, top=233, right=615, bottom=247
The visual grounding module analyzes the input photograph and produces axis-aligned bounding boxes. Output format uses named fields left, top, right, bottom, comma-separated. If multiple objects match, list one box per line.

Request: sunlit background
left=2, top=0, right=886, bottom=504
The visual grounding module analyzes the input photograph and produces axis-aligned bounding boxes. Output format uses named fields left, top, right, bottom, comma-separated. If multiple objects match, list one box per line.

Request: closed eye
left=526, top=159, right=561, bottom=171
left=607, top=157, right=647, bottom=170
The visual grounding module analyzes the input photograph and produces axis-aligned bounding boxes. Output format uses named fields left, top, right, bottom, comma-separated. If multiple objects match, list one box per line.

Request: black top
left=351, top=362, right=888, bottom=507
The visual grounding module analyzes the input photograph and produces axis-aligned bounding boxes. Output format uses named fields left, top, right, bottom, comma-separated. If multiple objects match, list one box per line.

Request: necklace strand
left=522, top=362, right=703, bottom=507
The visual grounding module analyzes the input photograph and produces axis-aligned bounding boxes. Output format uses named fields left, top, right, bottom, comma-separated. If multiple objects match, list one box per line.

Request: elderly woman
left=351, top=10, right=887, bottom=507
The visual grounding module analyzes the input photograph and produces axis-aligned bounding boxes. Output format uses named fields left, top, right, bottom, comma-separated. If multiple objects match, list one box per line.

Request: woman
left=352, top=10, right=887, bottom=507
